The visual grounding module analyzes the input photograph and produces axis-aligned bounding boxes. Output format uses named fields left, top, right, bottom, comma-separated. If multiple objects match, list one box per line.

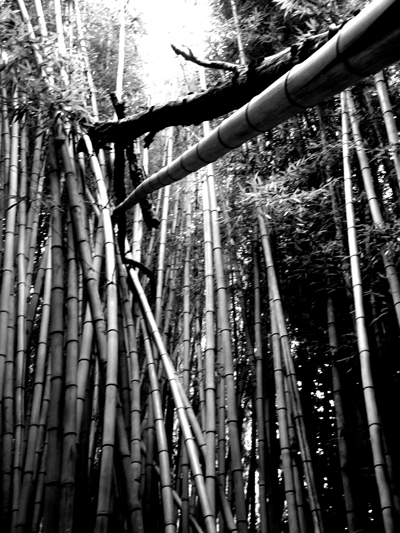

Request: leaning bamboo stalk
left=76, top=218, right=104, bottom=435
left=269, top=298, right=300, bottom=533
left=327, top=296, right=358, bottom=533
left=341, top=91, right=395, bottom=533
left=42, top=133, right=65, bottom=533
left=115, top=252, right=141, bottom=494
left=0, top=87, right=19, bottom=407
left=59, top=214, right=79, bottom=533
left=346, top=89, right=400, bottom=328
left=258, top=212, right=324, bottom=533
left=0, top=82, right=10, bottom=271
left=129, top=268, right=216, bottom=533
left=114, top=0, right=400, bottom=215
left=139, top=312, right=176, bottom=533
left=374, top=71, right=400, bottom=187
left=16, top=241, right=52, bottom=533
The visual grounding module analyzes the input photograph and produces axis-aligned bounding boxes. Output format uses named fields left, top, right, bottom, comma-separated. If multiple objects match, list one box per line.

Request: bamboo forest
left=2, top=0, right=400, bottom=532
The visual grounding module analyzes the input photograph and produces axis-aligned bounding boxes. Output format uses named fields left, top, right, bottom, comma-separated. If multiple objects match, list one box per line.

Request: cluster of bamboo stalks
left=1, top=1, right=400, bottom=533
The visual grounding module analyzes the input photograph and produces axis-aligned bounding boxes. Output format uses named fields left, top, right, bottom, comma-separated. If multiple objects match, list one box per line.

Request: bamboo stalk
left=59, top=213, right=79, bottom=533
left=341, top=91, right=395, bottom=533
left=374, top=71, right=400, bottom=187
left=327, top=296, right=358, bottom=533
left=252, top=227, right=270, bottom=533
left=42, top=133, right=65, bottom=533
left=346, top=89, right=400, bottom=328
left=0, top=87, right=19, bottom=408
left=129, top=268, right=216, bottom=533
left=258, top=212, right=324, bottom=533
left=16, top=239, right=52, bottom=533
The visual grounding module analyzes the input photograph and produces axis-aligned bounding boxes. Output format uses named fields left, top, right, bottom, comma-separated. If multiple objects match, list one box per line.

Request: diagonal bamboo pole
left=114, top=0, right=400, bottom=215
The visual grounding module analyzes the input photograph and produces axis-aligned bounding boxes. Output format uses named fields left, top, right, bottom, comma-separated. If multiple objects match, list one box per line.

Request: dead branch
left=171, top=44, right=241, bottom=73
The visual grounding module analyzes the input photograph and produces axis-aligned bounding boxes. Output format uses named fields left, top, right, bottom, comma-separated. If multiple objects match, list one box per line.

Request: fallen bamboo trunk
left=113, top=0, right=400, bottom=215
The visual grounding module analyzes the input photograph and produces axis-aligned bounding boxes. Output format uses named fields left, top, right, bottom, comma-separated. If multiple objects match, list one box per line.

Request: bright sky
left=137, top=0, right=213, bottom=103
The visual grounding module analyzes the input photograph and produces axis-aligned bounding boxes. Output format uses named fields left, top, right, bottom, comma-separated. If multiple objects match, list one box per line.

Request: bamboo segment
left=341, top=91, right=395, bottom=533
left=114, top=0, right=400, bottom=214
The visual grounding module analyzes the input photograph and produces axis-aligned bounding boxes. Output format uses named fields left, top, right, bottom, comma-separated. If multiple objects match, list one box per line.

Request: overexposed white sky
left=137, top=0, right=213, bottom=103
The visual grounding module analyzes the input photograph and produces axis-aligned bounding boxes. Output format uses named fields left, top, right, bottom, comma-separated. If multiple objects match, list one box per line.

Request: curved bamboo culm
left=341, top=91, right=395, bottom=533
left=113, top=0, right=400, bottom=215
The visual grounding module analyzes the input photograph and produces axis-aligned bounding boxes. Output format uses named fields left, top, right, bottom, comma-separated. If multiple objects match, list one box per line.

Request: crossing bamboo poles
left=128, top=267, right=217, bottom=533
left=341, top=91, right=395, bottom=533
left=114, top=0, right=400, bottom=215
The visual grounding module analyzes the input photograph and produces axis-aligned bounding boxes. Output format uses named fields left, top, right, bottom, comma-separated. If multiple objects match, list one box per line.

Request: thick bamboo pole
left=42, top=133, right=65, bottom=533
left=59, top=215, right=79, bottom=533
left=0, top=88, right=19, bottom=407
left=341, top=91, right=395, bottom=533
left=114, top=0, right=400, bottom=215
